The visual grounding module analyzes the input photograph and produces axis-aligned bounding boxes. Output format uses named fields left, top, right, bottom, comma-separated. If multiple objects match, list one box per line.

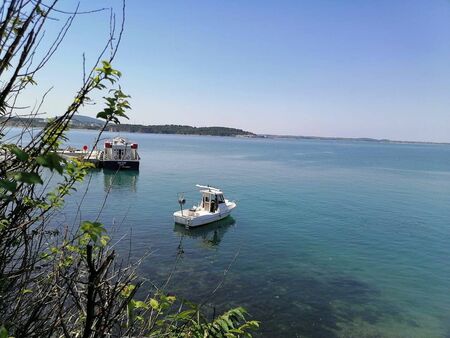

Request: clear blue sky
left=27, top=0, right=450, bottom=142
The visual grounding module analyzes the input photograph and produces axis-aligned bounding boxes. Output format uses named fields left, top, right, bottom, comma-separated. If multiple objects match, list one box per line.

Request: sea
left=43, top=130, right=450, bottom=337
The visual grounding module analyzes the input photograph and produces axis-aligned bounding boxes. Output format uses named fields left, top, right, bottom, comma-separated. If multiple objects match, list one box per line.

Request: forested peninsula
left=2, top=116, right=255, bottom=137
left=106, top=124, right=254, bottom=136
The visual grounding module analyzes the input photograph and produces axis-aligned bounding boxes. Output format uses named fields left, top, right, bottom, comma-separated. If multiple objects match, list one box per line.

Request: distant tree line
left=107, top=124, right=255, bottom=136
left=2, top=116, right=255, bottom=137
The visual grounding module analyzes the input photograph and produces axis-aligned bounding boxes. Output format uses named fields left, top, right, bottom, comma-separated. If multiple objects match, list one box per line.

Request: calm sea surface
left=58, top=130, right=450, bottom=337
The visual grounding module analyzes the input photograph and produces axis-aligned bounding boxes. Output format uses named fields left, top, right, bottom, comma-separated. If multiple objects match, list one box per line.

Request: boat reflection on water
left=173, top=217, right=236, bottom=248
left=103, top=169, right=139, bottom=192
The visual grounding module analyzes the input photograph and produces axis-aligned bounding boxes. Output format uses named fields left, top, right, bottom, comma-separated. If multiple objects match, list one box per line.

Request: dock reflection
left=103, top=169, right=139, bottom=192
left=173, top=217, right=235, bottom=248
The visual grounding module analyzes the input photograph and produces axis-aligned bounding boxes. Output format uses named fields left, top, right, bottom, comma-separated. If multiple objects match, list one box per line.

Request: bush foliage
left=0, top=1, right=258, bottom=337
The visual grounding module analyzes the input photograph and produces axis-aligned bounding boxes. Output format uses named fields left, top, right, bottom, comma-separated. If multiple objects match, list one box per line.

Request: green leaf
left=21, top=75, right=37, bottom=85
left=36, top=5, right=46, bottom=16
left=96, top=111, right=109, bottom=120
left=100, top=235, right=110, bottom=247
left=80, top=221, right=105, bottom=243
left=133, top=300, right=149, bottom=309
left=0, top=219, right=10, bottom=231
left=0, top=179, right=17, bottom=191
left=3, top=144, right=29, bottom=161
left=0, top=326, right=8, bottom=338
left=11, top=172, right=43, bottom=185
left=36, top=152, right=65, bottom=174
left=218, top=319, right=229, bottom=331
left=166, top=295, right=176, bottom=303
left=149, top=298, right=159, bottom=310
left=229, top=329, right=243, bottom=334
left=121, top=284, right=136, bottom=298
left=176, top=309, right=196, bottom=319
left=248, top=320, right=260, bottom=328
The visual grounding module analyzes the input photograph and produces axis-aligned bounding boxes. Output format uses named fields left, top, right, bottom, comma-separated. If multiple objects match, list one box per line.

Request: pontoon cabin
left=103, top=137, right=140, bottom=170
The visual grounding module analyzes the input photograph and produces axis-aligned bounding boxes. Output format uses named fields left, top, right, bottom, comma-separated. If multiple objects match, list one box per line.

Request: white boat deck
left=174, top=199, right=236, bottom=228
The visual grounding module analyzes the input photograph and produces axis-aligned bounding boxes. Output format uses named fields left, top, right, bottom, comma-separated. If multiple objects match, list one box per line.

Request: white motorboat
left=173, top=185, right=237, bottom=228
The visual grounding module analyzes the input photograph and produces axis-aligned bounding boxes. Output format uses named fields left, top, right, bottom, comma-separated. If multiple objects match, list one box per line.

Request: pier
left=57, top=149, right=103, bottom=168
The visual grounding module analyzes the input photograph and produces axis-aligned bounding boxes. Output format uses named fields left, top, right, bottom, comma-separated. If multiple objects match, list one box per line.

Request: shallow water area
left=60, top=130, right=450, bottom=337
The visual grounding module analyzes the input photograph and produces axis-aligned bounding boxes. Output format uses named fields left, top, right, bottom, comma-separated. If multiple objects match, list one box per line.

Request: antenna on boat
left=178, top=193, right=186, bottom=216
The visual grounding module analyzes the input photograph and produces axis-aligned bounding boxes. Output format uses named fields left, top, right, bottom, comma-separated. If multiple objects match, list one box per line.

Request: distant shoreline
left=2, top=116, right=449, bottom=146
left=256, top=134, right=450, bottom=146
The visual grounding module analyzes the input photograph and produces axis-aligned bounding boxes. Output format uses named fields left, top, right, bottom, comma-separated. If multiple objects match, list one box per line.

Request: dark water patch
left=405, top=318, right=420, bottom=328
left=132, top=232, right=420, bottom=337
left=156, top=265, right=405, bottom=337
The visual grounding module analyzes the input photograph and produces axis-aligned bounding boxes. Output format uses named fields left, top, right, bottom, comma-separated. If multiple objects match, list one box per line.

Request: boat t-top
left=173, top=185, right=237, bottom=228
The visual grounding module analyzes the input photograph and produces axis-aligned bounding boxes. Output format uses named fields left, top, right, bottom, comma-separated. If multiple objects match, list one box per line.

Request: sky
left=22, top=0, right=450, bottom=142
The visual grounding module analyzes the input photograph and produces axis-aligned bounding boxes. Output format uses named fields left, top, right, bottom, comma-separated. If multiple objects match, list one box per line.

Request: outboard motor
left=178, top=194, right=186, bottom=215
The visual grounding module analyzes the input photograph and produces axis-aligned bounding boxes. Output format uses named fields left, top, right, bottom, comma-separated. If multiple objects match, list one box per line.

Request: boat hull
left=174, top=211, right=231, bottom=227
left=174, top=202, right=236, bottom=228
left=102, top=160, right=139, bottom=170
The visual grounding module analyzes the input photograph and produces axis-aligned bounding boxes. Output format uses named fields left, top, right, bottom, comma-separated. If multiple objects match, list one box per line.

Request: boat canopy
left=196, top=184, right=223, bottom=194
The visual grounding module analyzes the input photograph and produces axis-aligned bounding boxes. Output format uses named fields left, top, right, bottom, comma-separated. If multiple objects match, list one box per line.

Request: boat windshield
left=217, top=194, right=225, bottom=204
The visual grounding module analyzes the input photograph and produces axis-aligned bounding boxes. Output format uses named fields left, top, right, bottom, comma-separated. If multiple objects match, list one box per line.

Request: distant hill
left=71, top=115, right=103, bottom=126
left=0, top=115, right=103, bottom=128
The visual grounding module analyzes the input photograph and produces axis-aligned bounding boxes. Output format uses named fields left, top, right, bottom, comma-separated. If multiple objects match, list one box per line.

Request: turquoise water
left=63, top=130, right=450, bottom=337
